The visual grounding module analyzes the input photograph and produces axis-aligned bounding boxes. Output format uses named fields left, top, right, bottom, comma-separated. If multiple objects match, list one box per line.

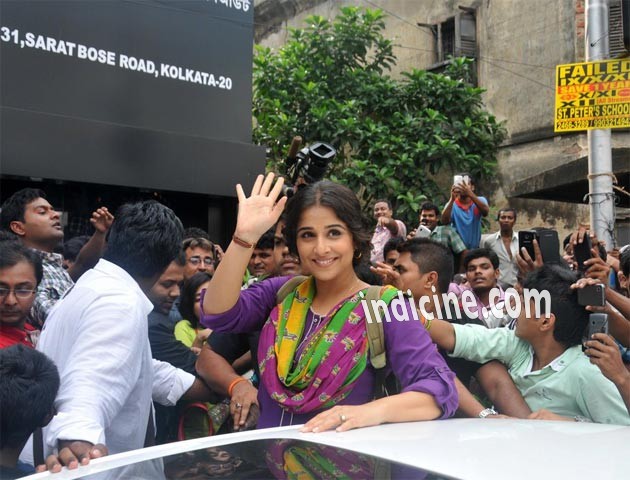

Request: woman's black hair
left=179, top=272, right=212, bottom=327
left=283, top=181, right=372, bottom=266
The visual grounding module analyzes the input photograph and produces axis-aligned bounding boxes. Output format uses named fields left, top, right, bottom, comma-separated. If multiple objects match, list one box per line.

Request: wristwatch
left=478, top=408, right=498, bottom=418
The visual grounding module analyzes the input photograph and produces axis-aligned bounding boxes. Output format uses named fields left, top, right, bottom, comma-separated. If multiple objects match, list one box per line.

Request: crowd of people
left=0, top=173, right=629, bottom=479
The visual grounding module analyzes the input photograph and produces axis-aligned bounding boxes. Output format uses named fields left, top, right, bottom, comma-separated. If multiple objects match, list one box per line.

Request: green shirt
left=174, top=319, right=196, bottom=348
left=451, top=324, right=630, bottom=425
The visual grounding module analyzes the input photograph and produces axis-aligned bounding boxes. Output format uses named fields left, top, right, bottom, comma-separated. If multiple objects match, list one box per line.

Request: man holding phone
left=441, top=174, right=489, bottom=250
left=427, top=265, right=630, bottom=425
left=573, top=273, right=630, bottom=417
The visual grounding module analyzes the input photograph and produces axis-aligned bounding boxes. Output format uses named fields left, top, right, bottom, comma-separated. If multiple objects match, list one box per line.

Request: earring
left=354, top=250, right=362, bottom=260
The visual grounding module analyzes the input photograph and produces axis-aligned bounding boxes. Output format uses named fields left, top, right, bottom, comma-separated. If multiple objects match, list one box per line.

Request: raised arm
left=441, top=186, right=457, bottom=225
left=378, top=216, right=399, bottom=236
left=67, top=207, right=114, bottom=281
left=202, top=173, right=286, bottom=315
left=461, top=183, right=489, bottom=217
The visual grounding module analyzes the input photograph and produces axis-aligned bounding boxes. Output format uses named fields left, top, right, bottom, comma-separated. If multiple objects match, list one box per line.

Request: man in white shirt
left=480, top=208, right=519, bottom=288
left=22, top=201, right=213, bottom=477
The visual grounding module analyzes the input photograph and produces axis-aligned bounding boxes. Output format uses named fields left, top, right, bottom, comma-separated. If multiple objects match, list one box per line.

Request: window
left=435, top=10, right=477, bottom=62
left=423, top=8, right=478, bottom=84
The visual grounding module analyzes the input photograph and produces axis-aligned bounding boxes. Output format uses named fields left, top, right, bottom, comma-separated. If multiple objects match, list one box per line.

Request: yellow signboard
left=554, top=58, right=630, bottom=132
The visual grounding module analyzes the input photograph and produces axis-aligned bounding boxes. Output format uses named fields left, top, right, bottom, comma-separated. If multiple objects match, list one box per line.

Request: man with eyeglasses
left=167, top=237, right=217, bottom=326
left=0, top=241, right=42, bottom=349
left=183, top=237, right=216, bottom=280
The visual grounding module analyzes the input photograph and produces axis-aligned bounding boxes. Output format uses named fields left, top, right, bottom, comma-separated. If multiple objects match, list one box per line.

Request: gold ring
left=339, top=414, right=347, bottom=422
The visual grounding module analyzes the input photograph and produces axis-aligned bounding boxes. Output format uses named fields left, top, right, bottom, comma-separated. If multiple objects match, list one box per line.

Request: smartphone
left=537, top=229, right=561, bottom=264
left=583, top=313, right=608, bottom=351
left=414, top=225, right=431, bottom=239
left=518, top=230, right=537, bottom=260
left=577, top=283, right=605, bottom=306
left=453, top=174, right=463, bottom=185
left=587, top=313, right=609, bottom=337
left=573, top=235, right=592, bottom=272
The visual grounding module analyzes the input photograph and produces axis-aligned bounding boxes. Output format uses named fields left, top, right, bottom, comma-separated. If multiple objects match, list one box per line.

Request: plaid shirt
left=430, top=226, right=467, bottom=255
left=29, top=250, right=73, bottom=328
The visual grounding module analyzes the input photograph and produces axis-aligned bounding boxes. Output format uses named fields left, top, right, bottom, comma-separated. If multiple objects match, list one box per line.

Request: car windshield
left=71, top=439, right=457, bottom=479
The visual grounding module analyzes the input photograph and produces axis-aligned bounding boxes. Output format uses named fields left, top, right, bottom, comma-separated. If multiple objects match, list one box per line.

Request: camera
left=283, top=137, right=336, bottom=197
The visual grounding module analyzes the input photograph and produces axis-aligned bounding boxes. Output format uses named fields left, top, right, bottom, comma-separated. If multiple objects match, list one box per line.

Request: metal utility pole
left=586, top=0, right=615, bottom=248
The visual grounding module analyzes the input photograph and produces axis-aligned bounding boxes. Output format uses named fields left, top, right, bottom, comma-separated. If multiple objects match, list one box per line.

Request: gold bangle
left=232, top=234, right=254, bottom=249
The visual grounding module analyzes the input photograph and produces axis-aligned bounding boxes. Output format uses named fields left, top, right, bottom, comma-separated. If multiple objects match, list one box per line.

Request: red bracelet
left=232, top=234, right=254, bottom=249
left=228, top=377, right=248, bottom=396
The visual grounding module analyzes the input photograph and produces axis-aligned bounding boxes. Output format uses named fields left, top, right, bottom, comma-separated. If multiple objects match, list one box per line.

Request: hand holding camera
left=283, top=136, right=336, bottom=197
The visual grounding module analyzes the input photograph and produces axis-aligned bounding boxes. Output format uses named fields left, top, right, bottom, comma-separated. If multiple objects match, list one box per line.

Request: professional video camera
left=283, top=136, right=336, bottom=197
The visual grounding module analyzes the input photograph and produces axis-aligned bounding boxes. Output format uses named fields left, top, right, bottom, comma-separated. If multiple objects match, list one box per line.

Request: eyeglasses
left=188, top=256, right=215, bottom=266
left=0, top=287, right=37, bottom=299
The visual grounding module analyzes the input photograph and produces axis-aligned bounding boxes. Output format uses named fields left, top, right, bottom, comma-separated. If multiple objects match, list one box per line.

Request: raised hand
left=234, top=173, right=287, bottom=244
left=516, top=238, right=543, bottom=275
left=370, top=261, right=400, bottom=287
left=584, top=247, right=611, bottom=285
left=90, top=207, right=114, bottom=234
left=457, top=181, right=474, bottom=198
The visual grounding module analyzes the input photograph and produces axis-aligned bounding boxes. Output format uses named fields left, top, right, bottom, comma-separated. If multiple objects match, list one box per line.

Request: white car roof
left=22, top=418, right=630, bottom=479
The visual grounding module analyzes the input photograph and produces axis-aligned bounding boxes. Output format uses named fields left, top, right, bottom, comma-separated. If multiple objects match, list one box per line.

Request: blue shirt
left=449, top=196, right=488, bottom=249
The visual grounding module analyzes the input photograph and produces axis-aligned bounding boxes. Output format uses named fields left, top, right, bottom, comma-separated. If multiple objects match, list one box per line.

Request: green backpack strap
left=364, top=286, right=388, bottom=369
left=362, top=286, right=400, bottom=399
left=276, top=275, right=309, bottom=304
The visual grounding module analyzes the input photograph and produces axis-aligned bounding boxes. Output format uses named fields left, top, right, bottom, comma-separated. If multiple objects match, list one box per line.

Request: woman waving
left=200, top=173, right=457, bottom=431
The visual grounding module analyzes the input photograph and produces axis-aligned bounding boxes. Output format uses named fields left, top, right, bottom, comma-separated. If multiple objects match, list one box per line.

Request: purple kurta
left=200, top=277, right=458, bottom=428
